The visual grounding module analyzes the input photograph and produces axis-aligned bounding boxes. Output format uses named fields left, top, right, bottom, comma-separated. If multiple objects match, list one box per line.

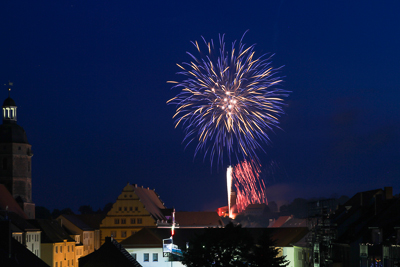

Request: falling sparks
left=232, top=160, right=267, bottom=214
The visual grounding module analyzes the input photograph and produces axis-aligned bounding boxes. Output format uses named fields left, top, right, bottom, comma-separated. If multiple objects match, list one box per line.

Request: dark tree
left=60, top=208, right=75, bottom=215
left=78, top=205, right=94, bottom=214
left=102, top=202, right=114, bottom=214
left=251, top=230, right=289, bottom=267
left=183, top=223, right=289, bottom=267
left=51, top=208, right=62, bottom=219
left=183, top=223, right=254, bottom=267
left=35, top=206, right=52, bottom=219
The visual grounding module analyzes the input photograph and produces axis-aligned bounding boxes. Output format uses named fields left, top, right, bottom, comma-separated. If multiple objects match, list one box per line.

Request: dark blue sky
left=1, top=0, right=399, bottom=212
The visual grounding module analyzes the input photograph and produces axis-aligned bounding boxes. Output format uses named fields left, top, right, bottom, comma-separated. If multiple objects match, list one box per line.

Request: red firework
left=232, top=160, right=268, bottom=213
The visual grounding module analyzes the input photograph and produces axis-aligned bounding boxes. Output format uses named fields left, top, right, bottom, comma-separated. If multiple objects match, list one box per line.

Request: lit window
left=144, top=253, right=149, bottom=262
left=153, top=253, right=158, bottom=262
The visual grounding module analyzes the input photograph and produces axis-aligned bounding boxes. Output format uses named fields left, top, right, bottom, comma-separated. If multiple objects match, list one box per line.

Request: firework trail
left=167, top=33, right=289, bottom=167
left=232, top=160, right=267, bottom=213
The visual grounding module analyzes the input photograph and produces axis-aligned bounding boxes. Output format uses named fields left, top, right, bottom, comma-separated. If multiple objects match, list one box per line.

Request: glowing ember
left=232, top=160, right=267, bottom=213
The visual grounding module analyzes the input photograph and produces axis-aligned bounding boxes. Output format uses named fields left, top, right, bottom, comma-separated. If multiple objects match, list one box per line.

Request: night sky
left=1, top=1, right=399, bottom=212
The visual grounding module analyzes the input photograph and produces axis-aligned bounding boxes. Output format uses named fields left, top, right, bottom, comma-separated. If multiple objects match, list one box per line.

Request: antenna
left=4, top=81, right=13, bottom=97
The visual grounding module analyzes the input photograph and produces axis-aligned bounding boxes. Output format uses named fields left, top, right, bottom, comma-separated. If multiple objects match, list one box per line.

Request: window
left=135, top=207, right=138, bottom=211
left=121, top=219, right=126, bottom=224
left=115, top=219, right=120, bottom=224
left=119, top=207, right=122, bottom=211
left=153, top=253, right=158, bottom=262
left=144, top=253, right=149, bottom=262
left=130, top=253, right=137, bottom=259
left=111, top=231, right=117, bottom=237
left=124, top=207, right=127, bottom=211
left=60, top=246, right=62, bottom=253
left=56, top=246, right=58, bottom=253
left=72, top=246, right=74, bottom=252
left=129, top=207, right=132, bottom=211
left=121, top=231, right=127, bottom=238
left=60, top=261, right=62, bottom=267
left=137, top=218, right=142, bottom=224
left=56, top=263, right=58, bottom=267
left=131, top=218, right=135, bottom=224
left=68, top=246, right=70, bottom=252
left=131, top=231, right=136, bottom=235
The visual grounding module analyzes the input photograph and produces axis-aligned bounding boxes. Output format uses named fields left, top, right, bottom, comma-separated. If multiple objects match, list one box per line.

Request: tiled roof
left=28, top=219, right=75, bottom=243
left=121, top=227, right=309, bottom=249
left=0, top=211, right=39, bottom=231
left=58, top=214, right=93, bottom=231
left=175, top=211, right=224, bottom=227
left=121, top=228, right=164, bottom=248
left=0, top=221, right=49, bottom=267
left=130, top=185, right=166, bottom=221
left=269, top=215, right=293, bottom=228
left=79, top=237, right=141, bottom=267
left=0, top=185, right=28, bottom=219
left=281, top=218, right=307, bottom=228
left=76, top=214, right=105, bottom=229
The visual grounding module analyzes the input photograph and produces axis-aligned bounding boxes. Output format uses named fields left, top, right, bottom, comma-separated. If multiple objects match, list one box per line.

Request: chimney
left=384, top=187, right=393, bottom=200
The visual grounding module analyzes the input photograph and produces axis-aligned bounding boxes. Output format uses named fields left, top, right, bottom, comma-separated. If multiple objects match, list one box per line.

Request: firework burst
left=168, top=33, right=289, bottom=166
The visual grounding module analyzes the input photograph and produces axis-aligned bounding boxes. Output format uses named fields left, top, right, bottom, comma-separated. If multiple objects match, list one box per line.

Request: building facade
left=100, top=183, right=169, bottom=244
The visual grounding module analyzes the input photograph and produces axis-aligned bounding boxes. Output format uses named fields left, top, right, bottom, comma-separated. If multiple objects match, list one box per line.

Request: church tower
left=0, top=88, right=35, bottom=219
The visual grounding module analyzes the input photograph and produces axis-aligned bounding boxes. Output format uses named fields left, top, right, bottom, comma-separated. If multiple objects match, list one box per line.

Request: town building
left=0, top=220, right=48, bottom=267
left=29, top=219, right=76, bottom=267
left=79, top=236, right=141, bottom=267
left=0, top=184, right=42, bottom=257
left=57, top=214, right=96, bottom=256
left=100, top=183, right=170, bottom=244
left=121, top=226, right=310, bottom=267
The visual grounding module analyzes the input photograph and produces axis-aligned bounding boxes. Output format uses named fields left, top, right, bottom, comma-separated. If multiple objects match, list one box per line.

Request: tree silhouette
left=183, top=223, right=253, bottom=267
left=78, top=205, right=94, bottom=214
left=251, top=230, right=289, bottom=267
left=183, top=223, right=289, bottom=267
